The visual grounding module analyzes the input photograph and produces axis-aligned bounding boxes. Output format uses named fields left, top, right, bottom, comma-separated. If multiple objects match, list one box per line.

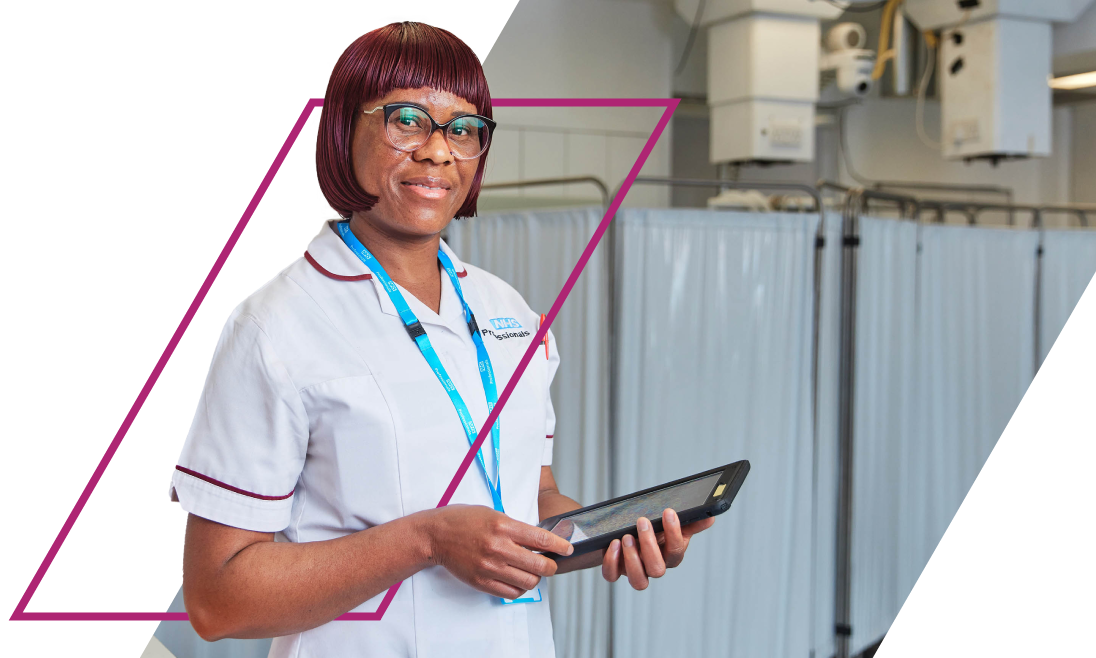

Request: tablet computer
left=537, top=460, right=750, bottom=560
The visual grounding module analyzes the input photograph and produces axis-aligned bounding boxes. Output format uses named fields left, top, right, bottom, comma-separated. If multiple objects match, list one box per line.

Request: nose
left=412, top=127, right=454, bottom=165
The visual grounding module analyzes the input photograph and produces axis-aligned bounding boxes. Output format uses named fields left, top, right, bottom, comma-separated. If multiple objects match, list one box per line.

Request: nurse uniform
left=169, top=219, right=560, bottom=658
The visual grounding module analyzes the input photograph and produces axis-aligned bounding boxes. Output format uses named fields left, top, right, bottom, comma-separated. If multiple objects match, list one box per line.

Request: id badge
left=500, top=588, right=542, bottom=605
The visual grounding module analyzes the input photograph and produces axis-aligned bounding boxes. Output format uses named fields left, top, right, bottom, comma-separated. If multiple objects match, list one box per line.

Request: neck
left=348, top=213, right=443, bottom=314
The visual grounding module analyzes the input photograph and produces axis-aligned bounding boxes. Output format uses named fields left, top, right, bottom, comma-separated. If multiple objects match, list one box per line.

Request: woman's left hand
left=601, top=508, right=715, bottom=590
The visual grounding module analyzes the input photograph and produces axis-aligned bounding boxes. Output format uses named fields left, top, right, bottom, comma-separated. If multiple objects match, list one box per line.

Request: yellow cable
left=924, top=30, right=937, bottom=50
left=872, top=0, right=905, bottom=81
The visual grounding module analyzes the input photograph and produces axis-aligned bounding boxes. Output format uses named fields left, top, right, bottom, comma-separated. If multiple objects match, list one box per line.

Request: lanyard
left=337, top=221, right=504, bottom=513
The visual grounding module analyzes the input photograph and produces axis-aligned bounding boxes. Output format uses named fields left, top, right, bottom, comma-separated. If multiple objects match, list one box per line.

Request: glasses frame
left=362, top=102, right=497, bottom=161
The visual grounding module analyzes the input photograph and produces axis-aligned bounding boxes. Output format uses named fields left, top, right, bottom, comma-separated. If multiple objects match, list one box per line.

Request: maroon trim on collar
left=175, top=466, right=294, bottom=501
left=304, top=251, right=373, bottom=281
left=546, top=435, right=554, bottom=439
left=305, top=250, right=468, bottom=280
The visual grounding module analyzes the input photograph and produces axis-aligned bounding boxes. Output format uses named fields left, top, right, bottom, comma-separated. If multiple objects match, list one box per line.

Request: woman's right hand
left=424, top=504, right=574, bottom=600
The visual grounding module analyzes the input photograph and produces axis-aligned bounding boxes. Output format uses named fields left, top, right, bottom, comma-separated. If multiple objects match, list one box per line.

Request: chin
left=391, top=208, right=455, bottom=237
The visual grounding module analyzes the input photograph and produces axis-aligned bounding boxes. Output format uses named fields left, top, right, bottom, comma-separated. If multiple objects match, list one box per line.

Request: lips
left=402, top=176, right=451, bottom=190
left=401, top=176, right=452, bottom=200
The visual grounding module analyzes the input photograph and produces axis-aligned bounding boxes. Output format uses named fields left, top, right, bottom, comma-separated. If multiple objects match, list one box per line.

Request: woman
left=171, top=22, right=714, bottom=658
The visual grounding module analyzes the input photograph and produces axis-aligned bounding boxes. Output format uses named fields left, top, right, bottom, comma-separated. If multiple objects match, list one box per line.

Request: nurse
left=170, top=21, right=714, bottom=658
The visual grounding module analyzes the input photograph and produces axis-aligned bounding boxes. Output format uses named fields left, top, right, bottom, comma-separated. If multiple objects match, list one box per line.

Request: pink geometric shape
left=10, top=96, right=679, bottom=622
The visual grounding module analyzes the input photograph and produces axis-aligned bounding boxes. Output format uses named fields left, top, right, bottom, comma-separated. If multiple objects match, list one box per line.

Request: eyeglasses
left=363, top=102, right=496, bottom=160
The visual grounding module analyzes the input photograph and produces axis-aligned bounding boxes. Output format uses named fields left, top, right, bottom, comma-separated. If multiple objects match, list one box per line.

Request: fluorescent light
left=1049, top=71, right=1096, bottom=90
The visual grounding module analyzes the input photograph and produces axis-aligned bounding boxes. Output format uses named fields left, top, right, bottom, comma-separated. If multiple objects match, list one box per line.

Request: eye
left=458, top=118, right=479, bottom=135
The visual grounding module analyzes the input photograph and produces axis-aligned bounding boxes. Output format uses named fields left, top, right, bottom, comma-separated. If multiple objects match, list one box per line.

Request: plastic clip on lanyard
left=337, top=223, right=542, bottom=605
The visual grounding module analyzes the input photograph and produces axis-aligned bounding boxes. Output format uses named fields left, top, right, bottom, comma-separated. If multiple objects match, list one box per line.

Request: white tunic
left=170, top=220, right=560, bottom=658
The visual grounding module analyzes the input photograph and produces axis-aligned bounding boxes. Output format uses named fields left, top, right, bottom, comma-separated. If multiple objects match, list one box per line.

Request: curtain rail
left=480, top=176, right=610, bottom=209
left=917, top=200, right=1094, bottom=228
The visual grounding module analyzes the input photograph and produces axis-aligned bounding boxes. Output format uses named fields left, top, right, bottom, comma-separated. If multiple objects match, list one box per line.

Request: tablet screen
left=546, top=471, right=724, bottom=543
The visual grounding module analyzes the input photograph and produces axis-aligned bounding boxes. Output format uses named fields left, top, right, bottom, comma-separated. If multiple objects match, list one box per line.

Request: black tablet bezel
left=537, top=460, right=750, bottom=560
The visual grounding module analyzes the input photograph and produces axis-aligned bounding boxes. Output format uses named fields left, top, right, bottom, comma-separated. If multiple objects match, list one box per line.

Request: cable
left=675, top=0, right=707, bottom=76
left=871, top=0, right=905, bottom=81
left=916, top=32, right=941, bottom=150
left=821, top=0, right=888, bottom=12
left=915, top=12, right=970, bottom=150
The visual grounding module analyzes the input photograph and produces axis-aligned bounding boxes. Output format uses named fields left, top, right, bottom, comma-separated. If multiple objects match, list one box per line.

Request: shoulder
left=220, top=257, right=347, bottom=355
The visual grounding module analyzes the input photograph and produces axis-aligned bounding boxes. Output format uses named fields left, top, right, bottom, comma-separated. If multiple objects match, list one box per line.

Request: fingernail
left=637, top=517, right=650, bottom=532
left=623, top=534, right=634, bottom=548
left=670, top=510, right=679, bottom=526
left=566, top=543, right=574, bottom=556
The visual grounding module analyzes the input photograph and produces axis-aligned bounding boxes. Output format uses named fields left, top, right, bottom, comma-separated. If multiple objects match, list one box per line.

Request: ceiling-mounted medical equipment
left=903, top=0, right=1095, bottom=162
left=820, top=22, right=878, bottom=101
left=674, top=0, right=845, bottom=165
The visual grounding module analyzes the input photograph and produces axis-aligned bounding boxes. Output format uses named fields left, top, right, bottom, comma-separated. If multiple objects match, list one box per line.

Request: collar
left=303, top=220, right=470, bottom=327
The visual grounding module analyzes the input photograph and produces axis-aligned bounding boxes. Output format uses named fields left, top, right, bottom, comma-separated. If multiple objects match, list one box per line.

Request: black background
left=6, top=6, right=1087, bottom=658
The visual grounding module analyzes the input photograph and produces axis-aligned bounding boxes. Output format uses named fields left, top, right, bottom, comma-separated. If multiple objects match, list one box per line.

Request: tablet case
left=537, top=460, right=750, bottom=560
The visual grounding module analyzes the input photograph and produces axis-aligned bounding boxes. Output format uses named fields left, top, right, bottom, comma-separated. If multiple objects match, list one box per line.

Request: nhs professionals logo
left=482, top=317, right=530, bottom=341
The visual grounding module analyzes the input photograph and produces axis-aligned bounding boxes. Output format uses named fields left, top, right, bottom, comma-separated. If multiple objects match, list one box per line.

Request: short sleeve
left=169, top=312, right=309, bottom=532
left=542, top=326, right=560, bottom=466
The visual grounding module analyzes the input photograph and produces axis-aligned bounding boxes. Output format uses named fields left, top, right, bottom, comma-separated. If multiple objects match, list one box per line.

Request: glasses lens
left=446, top=116, right=490, bottom=159
left=383, top=106, right=490, bottom=159
left=386, top=106, right=431, bottom=150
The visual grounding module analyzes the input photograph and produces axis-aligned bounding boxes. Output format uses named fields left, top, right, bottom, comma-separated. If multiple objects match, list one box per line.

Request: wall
left=1072, top=100, right=1096, bottom=204
left=1054, top=0, right=1096, bottom=65
left=481, top=0, right=676, bottom=209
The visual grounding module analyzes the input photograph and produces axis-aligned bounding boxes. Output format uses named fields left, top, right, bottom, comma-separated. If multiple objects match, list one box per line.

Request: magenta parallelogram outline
left=10, top=96, right=679, bottom=622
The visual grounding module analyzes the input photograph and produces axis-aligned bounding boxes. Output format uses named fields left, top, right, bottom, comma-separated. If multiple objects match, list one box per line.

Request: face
left=350, top=86, right=482, bottom=240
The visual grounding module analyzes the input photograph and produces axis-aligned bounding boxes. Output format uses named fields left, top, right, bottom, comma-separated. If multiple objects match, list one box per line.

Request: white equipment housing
left=675, top=0, right=842, bottom=164
left=904, top=0, right=1095, bottom=161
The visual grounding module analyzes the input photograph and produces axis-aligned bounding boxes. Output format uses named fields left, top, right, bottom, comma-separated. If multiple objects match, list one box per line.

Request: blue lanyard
left=337, top=221, right=504, bottom=513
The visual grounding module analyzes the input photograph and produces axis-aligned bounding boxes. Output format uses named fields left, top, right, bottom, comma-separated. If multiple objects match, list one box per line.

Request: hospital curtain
left=610, top=209, right=820, bottom=658
left=849, top=220, right=1039, bottom=654
left=1039, top=230, right=1096, bottom=362
left=446, top=207, right=613, bottom=658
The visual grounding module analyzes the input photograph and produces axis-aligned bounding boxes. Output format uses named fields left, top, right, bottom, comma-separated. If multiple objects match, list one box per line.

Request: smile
left=401, top=178, right=452, bottom=200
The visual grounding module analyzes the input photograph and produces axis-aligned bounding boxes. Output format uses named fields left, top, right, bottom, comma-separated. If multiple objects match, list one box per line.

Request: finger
left=602, top=539, right=623, bottom=582
left=660, top=509, right=687, bottom=569
left=481, top=579, right=528, bottom=601
left=636, top=517, right=666, bottom=578
left=504, top=542, right=559, bottom=578
left=681, top=516, right=717, bottom=538
left=495, top=565, right=543, bottom=594
left=621, top=534, right=649, bottom=591
left=509, top=520, right=574, bottom=557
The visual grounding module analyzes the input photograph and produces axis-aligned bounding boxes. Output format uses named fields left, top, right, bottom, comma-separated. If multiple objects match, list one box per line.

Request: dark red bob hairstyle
left=316, top=22, right=493, bottom=220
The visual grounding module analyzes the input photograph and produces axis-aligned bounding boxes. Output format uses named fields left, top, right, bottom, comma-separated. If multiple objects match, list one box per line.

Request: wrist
left=412, top=509, right=441, bottom=568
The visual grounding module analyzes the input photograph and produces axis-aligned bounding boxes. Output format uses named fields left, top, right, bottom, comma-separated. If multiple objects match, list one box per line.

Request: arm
left=183, top=511, right=432, bottom=640
left=184, top=504, right=573, bottom=642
